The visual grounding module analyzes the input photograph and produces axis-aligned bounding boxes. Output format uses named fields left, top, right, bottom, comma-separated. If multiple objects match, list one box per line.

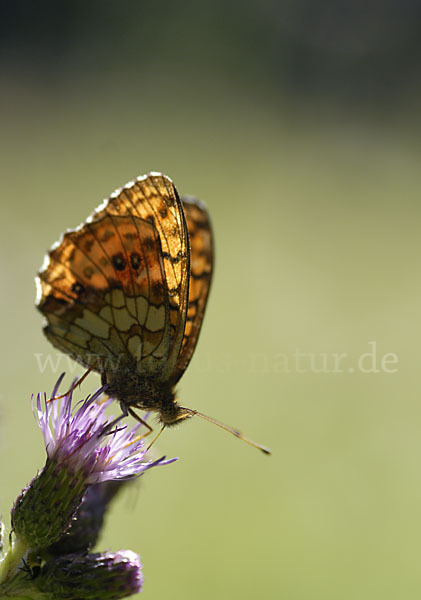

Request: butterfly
left=36, top=172, right=270, bottom=454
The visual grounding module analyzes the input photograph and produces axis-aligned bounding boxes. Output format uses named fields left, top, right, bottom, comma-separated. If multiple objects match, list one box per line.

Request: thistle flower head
left=11, top=375, right=176, bottom=549
left=34, top=374, right=175, bottom=483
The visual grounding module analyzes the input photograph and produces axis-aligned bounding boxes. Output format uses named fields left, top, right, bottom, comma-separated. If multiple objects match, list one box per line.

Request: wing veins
left=118, top=188, right=172, bottom=363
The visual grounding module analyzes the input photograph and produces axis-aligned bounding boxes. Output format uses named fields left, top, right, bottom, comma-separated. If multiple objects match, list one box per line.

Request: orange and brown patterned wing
left=36, top=173, right=190, bottom=380
left=171, top=196, right=213, bottom=384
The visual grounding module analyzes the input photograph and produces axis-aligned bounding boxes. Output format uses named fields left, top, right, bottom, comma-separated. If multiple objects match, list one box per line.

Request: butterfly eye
left=130, top=252, right=141, bottom=270
left=112, top=253, right=126, bottom=271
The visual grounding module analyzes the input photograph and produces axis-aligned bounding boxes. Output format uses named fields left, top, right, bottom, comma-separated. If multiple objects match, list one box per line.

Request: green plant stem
left=0, top=537, right=28, bottom=586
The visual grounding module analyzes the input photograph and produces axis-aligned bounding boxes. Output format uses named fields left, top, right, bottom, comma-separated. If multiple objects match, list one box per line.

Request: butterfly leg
left=127, top=407, right=154, bottom=440
left=49, top=366, right=94, bottom=402
left=146, top=425, right=166, bottom=451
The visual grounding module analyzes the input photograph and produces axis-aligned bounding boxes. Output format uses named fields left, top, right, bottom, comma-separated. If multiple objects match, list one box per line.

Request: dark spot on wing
left=112, top=253, right=126, bottom=271
left=72, top=282, right=85, bottom=296
left=144, top=237, right=155, bottom=251
left=161, top=251, right=186, bottom=264
left=84, top=239, right=94, bottom=253
left=130, top=252, right=141, bottom=270
left=152, top=281, right=163, bottom=296
left=101, top=230, right=115, bottom=243
left=124, top=232, right=138, bottom=241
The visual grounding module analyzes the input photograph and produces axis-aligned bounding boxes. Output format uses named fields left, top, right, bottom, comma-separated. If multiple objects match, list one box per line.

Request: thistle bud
left=35, top=551, right=143, bottom=600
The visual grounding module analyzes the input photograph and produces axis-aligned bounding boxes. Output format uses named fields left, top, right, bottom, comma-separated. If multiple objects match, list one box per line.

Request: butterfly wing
left=170, top=196, right=214, bottom=384
left=36, top=173, right=190, bottom=380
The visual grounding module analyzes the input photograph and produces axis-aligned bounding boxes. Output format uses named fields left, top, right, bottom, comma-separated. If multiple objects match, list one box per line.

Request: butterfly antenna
left=179, top=407, right=272, bottom=455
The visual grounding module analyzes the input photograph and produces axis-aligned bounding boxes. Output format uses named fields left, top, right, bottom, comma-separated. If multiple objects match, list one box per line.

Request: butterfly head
left=159, top=392, right=192, bottom=427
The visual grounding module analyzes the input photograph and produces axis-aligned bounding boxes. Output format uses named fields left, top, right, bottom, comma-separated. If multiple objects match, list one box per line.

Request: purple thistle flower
left=11, top=375, right=176, bottom=549
left=34, top=374, right=175, bottom=483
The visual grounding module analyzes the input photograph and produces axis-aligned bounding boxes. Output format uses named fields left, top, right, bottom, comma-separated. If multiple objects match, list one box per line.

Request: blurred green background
left=1, top=1, right=421, bottom=598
